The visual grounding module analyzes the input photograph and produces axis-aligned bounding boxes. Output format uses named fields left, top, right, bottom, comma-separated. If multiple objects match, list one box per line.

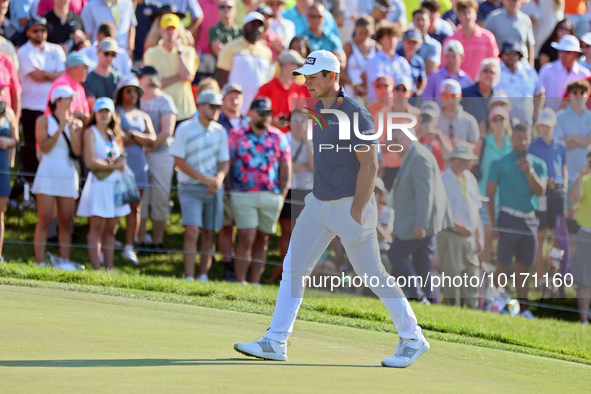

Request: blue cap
left=65, top=52, right=96, bottom=69
left=93, top=97, right=115, bottom=113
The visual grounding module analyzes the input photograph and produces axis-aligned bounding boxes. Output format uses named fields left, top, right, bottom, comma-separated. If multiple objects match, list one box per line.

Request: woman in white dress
left=32, top=86, right=83, bottom=266
left=77, top=98, right=130, bottom=271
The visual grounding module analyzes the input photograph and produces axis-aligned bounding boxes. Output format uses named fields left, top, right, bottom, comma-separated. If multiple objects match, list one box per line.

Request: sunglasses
left=257, top=110, right=272, bottom=117
left=208, top=104, right=222, bottom=110
left=394, top=86, right=408, bottom=92
left=308, top=13, right=323, bottom=18
left=491, top=117, right=505, bottom=123
left=103, top=51, right=117, bottom=58
left=218, top=4, right=233, bottom=9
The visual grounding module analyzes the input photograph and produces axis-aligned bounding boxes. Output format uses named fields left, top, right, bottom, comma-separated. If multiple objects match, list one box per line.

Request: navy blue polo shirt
left=528, top=136, right=567, bottom=184
left=396, top=47, right=426, bottom=93
left=312, top=87, right=377, bottom=201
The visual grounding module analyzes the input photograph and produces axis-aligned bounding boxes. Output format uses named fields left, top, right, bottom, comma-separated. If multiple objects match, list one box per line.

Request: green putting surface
left=1, top=285, right=590, bottom=392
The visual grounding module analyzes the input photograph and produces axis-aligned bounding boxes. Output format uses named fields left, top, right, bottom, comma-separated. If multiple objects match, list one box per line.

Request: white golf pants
left=265, top=193, right=422, bottom=343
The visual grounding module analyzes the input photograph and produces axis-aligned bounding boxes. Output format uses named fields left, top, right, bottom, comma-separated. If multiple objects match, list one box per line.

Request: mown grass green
left=1, top=263, right=589, bottom=366
left=2, top=285, right=590, bottom=393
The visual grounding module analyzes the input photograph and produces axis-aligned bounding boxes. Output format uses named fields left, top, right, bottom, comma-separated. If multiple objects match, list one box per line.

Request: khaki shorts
left=230, top=191, right=284, bottom=234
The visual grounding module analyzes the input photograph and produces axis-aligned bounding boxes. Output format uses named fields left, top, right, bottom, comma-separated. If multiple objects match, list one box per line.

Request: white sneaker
left=381, top=335, right=430, bottom=368
left=121, top=246, right=139, bottom=265
left=234, top=337, right=288, bottom=361
left=519, top=309, right=535, bottom=319
left=186, top=276, right=195, bottom=281
left=198, top=274, right=208, bottom=281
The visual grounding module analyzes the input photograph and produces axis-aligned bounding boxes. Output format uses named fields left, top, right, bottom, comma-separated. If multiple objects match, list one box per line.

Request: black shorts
left=497, top=211, right=539, bottom=266
left=536, top=188, right=566, bottom=230
left=279, top=189, right=311, bottom=221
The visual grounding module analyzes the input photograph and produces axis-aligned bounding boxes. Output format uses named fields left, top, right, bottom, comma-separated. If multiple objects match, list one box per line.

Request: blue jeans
left=387, top=235, right=436, bottom=300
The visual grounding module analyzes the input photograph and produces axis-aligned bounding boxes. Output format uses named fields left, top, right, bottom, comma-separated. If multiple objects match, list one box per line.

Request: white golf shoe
left=234, top=337, right=288, bottom=361
left=381, top=335, right=430, bottom=368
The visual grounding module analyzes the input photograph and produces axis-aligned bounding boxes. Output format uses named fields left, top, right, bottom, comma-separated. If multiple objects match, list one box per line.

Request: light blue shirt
left=81, top=0, right=138, bottom=50
left=496, top=61, right=543, bottom=124
left=302, top=28, right=342, bottom=52
left=365, top=50, right=411, bottom=98
left=283, top=7, right=340, bottom=39
left=554, top=106, right=591, bottom=181
left=10, top=0, right=38, bottom=33
left=159, top=0, right=203, bottom=18
left=417, top=34, right=441, bottom=64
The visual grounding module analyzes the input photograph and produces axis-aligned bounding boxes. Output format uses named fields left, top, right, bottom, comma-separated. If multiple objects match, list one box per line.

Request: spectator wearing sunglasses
left=82, top=38, right=123, bottom=112
left=171, top=90, right=230, bottom=281
left=461, top=58, right=500, bottom=136
left=437, top=79, right=479, bottom=144
left=78, top=23, right=133, bottom=78
left=396, top=28, right=426, bottom=96
left=228, top=97, right=291, bottom=285
left=208, top=0, right=242, bottom=60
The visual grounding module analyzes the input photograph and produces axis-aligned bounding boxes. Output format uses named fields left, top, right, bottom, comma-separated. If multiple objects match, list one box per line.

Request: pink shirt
left=45, top=72, right=89, bottom=116
left=37, top=0, right=87, bottom=15
left=195, top=0, right=219, bottom=54
left=443, top=24, right=499, bottom=80
left=0, top=52, right=21, bottom=111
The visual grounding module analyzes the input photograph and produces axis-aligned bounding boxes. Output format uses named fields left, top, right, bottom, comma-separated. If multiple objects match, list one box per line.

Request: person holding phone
left=77, top=98, right=130, bottom=271
left=486, top=123, right=547, bottom=319
left=0, top=79, right=19, bottom=263
left=32, top=86, right=83, bottom=267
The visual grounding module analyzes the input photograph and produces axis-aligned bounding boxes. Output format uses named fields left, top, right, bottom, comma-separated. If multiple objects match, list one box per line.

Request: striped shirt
left=170, top=116, right=230, bottom=186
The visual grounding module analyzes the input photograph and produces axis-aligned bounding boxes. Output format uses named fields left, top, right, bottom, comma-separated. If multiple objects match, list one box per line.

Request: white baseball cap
left=242, top=12, right=265, bottom=27
left=440, top=79, right=462, bottom=95
left=443, top=39, right=464, bottom=55
left=536, top=107, right=557, bottom=128
left=292, top=50, right=340, bottom=76
left=50, top=85, right=78, bottom=103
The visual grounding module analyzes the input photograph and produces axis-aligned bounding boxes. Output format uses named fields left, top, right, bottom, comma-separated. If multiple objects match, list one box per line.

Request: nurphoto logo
left=304, top=109, right=418, bottom=153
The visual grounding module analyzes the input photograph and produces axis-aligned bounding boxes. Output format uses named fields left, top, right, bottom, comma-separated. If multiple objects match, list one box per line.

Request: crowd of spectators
left=1, top=0, right=591, bottom=323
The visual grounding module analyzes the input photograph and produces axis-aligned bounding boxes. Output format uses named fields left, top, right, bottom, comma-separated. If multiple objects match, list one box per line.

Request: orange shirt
left=565, top=0, right=586, bottom=15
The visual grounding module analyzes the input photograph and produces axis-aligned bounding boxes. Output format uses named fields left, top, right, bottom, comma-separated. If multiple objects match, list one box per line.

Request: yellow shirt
left=217, top=37, right=273, bottom=113
left=143, top=43, right=198, bottom=121
left=577, top=174, right=591, bottom=229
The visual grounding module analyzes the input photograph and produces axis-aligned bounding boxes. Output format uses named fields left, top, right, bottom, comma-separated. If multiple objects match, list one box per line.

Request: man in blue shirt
left=486, top=123, right=547, bottom=318
left=365, top=21, right=411, bottom=98
left=528, top=108, right=567, bottom=281
left=302, top=3, right=343, bottom=53
left=412, top=8, right=441, bottom=75
left=396, top=28, right=426, bottom=95
left=283, top=0, right=340, bottom=38
left=234, top=50, right=429, bottom=368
